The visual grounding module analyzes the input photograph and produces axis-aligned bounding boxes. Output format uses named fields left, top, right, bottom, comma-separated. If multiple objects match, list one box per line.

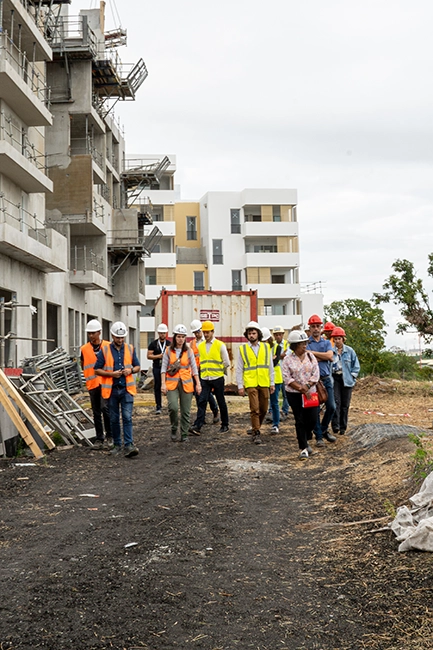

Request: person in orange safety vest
left=80, top=319, right=112, bottom=450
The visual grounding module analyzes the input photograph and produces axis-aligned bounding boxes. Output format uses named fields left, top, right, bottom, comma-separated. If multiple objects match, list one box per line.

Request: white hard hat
left=190, top=319, right=202, bottom=333
left=288, top=330, right=309, bottom=344
left=111, top=321, right=127, bottom=337
left=245, top=321, right=261, bottom=332
left=261, top=326, right=272, bottom=340
left=272, top=325, right=285, bottom=334
left=86, top=319, right=102, bottom=333
left=173, top=323, right=188, bottom=335
left=157, top=323, right=168, bottom=333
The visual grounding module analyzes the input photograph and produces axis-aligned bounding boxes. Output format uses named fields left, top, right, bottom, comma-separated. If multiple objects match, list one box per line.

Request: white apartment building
left=137, top=158, right=323, bottom=368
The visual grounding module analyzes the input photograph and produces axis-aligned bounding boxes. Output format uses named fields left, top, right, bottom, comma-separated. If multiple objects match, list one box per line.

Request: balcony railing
left=70, top=136, right=103, bottom=168
left=0, top=31, right=50, bottom=107
left=0, top=111, right=47, bottom=172
left=70, top=246, right=105, bottom=275
left=0, top=192, right=49, bottom=245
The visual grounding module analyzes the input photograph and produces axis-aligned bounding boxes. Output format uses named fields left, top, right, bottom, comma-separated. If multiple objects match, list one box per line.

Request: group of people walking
left=81, top=313, right=360, bottom=460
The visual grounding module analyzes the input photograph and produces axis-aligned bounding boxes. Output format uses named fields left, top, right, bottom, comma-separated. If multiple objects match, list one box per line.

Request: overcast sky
left=74, top=0, right=433, bottom=349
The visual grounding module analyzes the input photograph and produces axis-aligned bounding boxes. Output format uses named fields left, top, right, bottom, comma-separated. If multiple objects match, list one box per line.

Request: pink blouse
left=282, top=350, right=320, bottom=393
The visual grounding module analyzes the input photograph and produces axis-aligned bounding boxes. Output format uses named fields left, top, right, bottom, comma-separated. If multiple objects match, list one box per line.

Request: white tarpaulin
left=391, top=471, right=433, bottom=552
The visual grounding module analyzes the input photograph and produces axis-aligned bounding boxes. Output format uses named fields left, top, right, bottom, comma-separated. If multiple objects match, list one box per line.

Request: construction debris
left=20, top=347, right=83, bottom=395
left=17, top=372, right=95, bottom=447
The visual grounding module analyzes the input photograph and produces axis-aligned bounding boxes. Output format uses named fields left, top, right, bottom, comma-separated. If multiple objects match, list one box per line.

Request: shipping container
left=153, top=290, right=258, bottom=388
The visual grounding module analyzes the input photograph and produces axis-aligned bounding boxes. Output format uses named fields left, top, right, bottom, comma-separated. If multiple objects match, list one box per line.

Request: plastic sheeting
left=391, top=472, right=433, bottom=552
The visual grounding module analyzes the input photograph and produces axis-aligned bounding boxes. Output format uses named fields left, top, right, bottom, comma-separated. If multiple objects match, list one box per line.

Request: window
left=252, top=244, right=277, bottom=253
left=194, top=271, right=205, bottom=291
left=186, top=216, right=197, bottom=241
left=271, top=274, right=285, bottom=284
left=213, top=239, right=223, bottom=265
left=230, top=209, right=241, bottom=234
left=232, top=270, right=242, bottom=291
left=146, top=270, right=156, bottom=285
left=272, top=206, right=281, bottom=222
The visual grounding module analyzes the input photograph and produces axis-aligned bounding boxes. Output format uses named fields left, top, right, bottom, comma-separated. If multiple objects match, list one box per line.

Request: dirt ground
left=1, top=377, right=433, bottom=650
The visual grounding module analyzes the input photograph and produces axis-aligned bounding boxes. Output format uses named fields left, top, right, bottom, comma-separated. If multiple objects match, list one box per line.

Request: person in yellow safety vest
left=190, top=320, right=219, bottom=424
left=161, top=324, right=201, bottom=442
left=273, top=325, right=290, bottom=420
left=80, top=319, right=112, bottom=450
left=189, top=320, right=230, bottom=435
left=237, top=321, right=275, bottom=445
left=94, top=321, right=140, bottom=458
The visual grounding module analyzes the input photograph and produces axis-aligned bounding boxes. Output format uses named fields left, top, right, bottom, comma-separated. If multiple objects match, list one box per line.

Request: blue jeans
left=108, top=387, right=134, bottom=447
left=270, top=383, right=283, bottom=427
left=281, top=387, right=289, bottom=415
left=313, top=375, right=336, bottom=440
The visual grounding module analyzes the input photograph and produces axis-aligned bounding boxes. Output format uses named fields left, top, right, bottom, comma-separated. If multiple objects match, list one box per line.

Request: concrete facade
left=0, top=2, right=148, bottom=369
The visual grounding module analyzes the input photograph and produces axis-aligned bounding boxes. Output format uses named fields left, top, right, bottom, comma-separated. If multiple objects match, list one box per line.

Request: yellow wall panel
left=175, top=264, right=207, bottom=291
left=280, top=206, right=290, bottom=222
left=156, top=268, right=176, bottom=285
left=174, top=202, right=201, bottom=247
left=261, top=205, right=273, bottom=222
left=259, top=267, right=271, bottom=283
left=163, top=204, right=174, bottom=221
left=246, top=267, right=259, bottom=284
left=140, top=331, right=148, bottom=350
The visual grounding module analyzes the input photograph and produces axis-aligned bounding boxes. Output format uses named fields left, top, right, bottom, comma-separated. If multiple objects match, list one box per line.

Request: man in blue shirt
left=94, top=321, right=140, bottom=457
left=306, top=314, right=336, bottom=446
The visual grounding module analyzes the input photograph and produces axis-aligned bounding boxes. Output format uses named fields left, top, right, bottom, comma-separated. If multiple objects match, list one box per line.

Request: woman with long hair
left=161, top=324, right=201, bottom=442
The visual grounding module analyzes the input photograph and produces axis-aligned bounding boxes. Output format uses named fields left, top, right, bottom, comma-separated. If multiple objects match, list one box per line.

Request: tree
left=325, top=298, right=387, bottom=374
left=373, top=256, right=433, bottom=341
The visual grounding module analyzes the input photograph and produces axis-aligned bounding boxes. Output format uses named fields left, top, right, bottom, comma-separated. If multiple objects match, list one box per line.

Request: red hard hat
left=332, top=327, right=346, bottom=337
left=323, top=321, right=335, bottom=332
left=308, top=314, right=323, bottom=325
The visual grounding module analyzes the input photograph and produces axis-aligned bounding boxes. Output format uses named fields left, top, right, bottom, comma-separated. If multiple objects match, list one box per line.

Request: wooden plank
left=0, top=369, right=55, bottom=450
left=0, top=385, right=44, bottom=460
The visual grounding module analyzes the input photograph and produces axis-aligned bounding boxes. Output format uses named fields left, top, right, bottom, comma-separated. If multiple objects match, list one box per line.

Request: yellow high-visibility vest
left=273, top=339, right=288, bottom=384
left=198, top=339, right=224, bottom=379
left=240, top=342, right=271, bottom=388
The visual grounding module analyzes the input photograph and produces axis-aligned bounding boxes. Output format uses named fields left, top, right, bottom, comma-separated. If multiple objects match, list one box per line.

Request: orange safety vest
left=190, top=338, right=200, bottom=368
left=81, top=340, right=110, bottom=391
left=100, top=343, right=137, bottom=399
left=164, top=349, right=194, bottom=393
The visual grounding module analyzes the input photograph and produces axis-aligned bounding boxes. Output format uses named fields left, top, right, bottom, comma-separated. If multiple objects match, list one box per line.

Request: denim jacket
left=332, top=344, right=360, bottom=388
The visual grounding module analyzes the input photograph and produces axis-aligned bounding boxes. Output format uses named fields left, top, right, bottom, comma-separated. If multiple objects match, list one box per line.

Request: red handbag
left=302, top=392, right=319, bottom=408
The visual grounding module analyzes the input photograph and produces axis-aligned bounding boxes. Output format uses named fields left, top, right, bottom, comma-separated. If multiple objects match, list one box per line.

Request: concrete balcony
left=69, top=245, right=107, bottom=290
left=144, top=284, right=176, bottom=301
left=255, top=283, right=301, bottom=300
left=0, top=47, right=52, bottom=127
left=0, top=140, right=53, bottom=194
left=241, top=221, right=298, bottom=238
left=0, top=220, right=67, bottom=272
left=69, top=269, right=108, bottom=291
left=145, top=252, right=176, bottom=269
left=244, top=252, right=299, bottom=268
left=2, top=0, right=52, bottom=61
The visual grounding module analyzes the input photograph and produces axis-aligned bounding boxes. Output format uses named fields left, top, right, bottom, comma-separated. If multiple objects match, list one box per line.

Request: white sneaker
left=270, top=425, right=279, bottom=434
left=299, top=449, right=309, bottom=460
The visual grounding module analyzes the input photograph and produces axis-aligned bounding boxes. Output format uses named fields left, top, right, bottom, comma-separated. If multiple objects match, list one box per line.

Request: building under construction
left=0, top=0, right=157, bottom=367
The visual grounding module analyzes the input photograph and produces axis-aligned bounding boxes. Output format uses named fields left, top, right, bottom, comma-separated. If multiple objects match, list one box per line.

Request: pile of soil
left=1, top=386, right=433, bottom=649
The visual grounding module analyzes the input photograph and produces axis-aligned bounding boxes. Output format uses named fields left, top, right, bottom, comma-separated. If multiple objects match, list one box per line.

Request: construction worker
left=94, top=321, right=140, bottom=458
left=323, top=321, right=335, bottom=344
left=81, top=319, right=112, bottom=450
left=306, top=314, right=336, bottom=447
left=237, top=321, right=275, bottom=445
left=272, top=325, right=290, bottom=421
left=190, top=320, right=219, bottom=423
left=161, top=324, right=201, bottom=442
left=147, top=323, right=170, bottom=415
left=189, top=321, right=230, bottom=435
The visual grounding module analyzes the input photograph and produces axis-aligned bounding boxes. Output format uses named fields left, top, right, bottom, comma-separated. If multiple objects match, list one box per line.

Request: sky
left=73, top=0, right=433, bottom=349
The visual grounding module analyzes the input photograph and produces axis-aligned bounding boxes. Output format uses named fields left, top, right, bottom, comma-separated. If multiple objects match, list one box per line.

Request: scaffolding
left=121, top=156, right=171, bottom=207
